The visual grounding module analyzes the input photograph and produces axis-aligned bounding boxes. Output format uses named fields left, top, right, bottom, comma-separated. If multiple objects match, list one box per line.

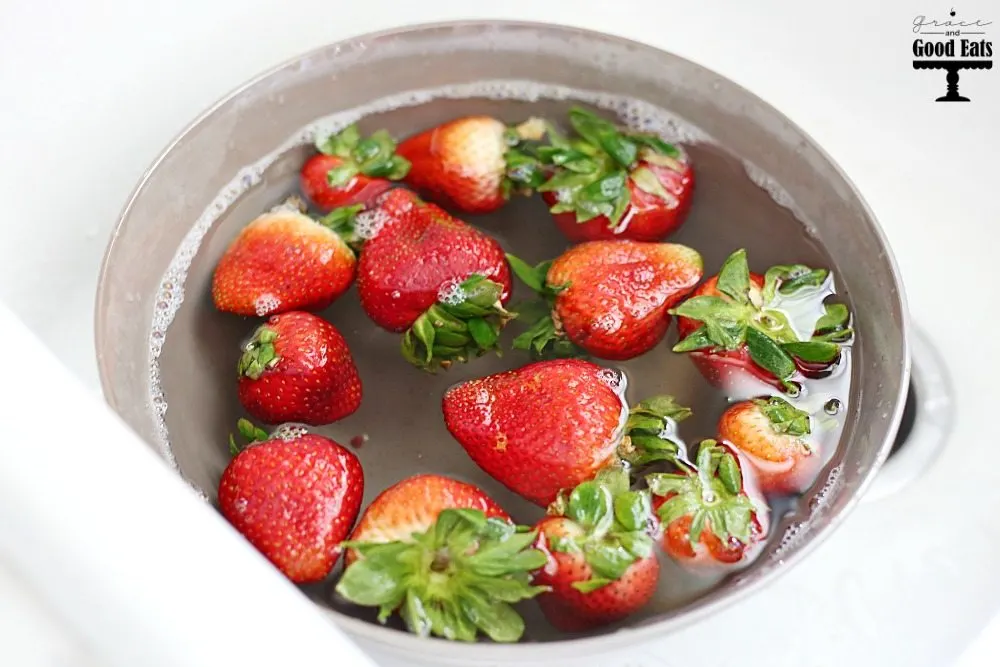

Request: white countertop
left=1, top=1, right=998, bottom=665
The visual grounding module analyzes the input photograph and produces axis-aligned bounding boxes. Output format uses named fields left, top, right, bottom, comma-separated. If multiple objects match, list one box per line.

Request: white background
left=1, top=1, right=998, bottom=665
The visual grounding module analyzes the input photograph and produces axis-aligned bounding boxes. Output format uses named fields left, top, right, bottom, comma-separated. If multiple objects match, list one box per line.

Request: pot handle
left=863, top=325, right=954, bottom=503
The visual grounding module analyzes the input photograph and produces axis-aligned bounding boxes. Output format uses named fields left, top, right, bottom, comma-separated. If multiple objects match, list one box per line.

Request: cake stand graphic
left=913, top=59, right=993, bottom=102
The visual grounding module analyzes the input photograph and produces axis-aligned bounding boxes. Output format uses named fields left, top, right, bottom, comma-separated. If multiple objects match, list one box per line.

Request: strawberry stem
left=228, top=418, right=268, bottom=456
left=505, top=254, right=583, bottom=360
left=315, top=125, right=411, bottom=183
left=336, top=509, right=547, bottom=642
left=238, top=325, right=280, bottom=380
left=400, top=275, right=514, bottom=373
left=618, top=395, right=692, bottom=467
left=317, top=203, right=365, bottom=250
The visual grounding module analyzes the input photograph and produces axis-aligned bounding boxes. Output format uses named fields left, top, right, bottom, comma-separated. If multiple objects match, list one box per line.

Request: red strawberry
left=237, top=311, right=362, bottom=426
left=509, top=240, right=702, bottom=361
left=443, top=359, right=690, bottom=506
left=335, top=474, right=547, bottom=642
left=647, top=440, right=767, bottom=568
left=397, top=116, right=548, bottom=214
left=211, top=205, right=357, bottom=317
left=356, top=189, right=514, bottom=371
left=718, top=397, right=820, bottom=495
left=533, top=469, right=659, bottom=631
left=672, top=249, right=853, bottom=393
left=218, top=420, right=363, bottom=583
left=537, top=107, right=694, bottom=242
left=300, top=124, right=410, bottom=211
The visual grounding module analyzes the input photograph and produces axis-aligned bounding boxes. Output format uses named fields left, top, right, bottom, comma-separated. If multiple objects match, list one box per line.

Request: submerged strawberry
left=672, top=249, right=854, bottom=393
left=237, top=311, right=362, bottom=426
left=211, top=204, right=358, bottom=317
left=301, top=124, right=410, bottom=211
left=718, top=397, right=820, bottom=495
left=533, top=468, right=659, bottom=631
left=397, top=115, right=548, bottom=214
left=537, top=107, right=694, bottom=242
left=336, top=474, right=547, bottom=643
left=356, top=189, right=514, bottom=371
left=219, top=420, right=364, bottom=583
left=647, top=440, right=767, bottom=568
left=443, top=359, right=690, bottom=506
left=508, top=241, right=702, bottom=360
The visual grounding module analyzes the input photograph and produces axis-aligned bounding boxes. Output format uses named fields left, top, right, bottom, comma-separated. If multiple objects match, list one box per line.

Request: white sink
left=1, top=1, right=998, bottom=666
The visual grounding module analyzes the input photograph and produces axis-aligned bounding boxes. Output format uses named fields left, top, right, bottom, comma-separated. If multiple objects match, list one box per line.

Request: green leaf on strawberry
left=336, top=508, right=547, bottom=643
left=228, top=418, right=269, bottom=456
left=506, top=254, right=583, bottom=360
left=752, top=396, right=812, bottom=437
left=647, top=440, right=759, bottom=547
left=401, top=275, right=514, bottom=373
left=238, top=325, right=280, bottom=381
left=315, top=124, right=411, bottom=184
left=546, top=468, right=656, bottom=593
left=618, top=395, right=692, bottom=467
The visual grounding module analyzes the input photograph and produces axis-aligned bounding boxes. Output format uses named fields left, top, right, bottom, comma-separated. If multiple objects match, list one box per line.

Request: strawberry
left=301, top=124, right=410, bottom=211
left=218, top=419, right=364, bottom=583
left=672, top=248, right=854, bottom=393
left=717, top=397, right=820, bottom=495
left=442, top=358, right=691, bottom=506
left=647, top=440, right=767, bottom=568
left=397, top=115, right=548, bottom=214
left=355, top=189, right=514, bottom=371
left=508, top=240, right=702, bottom=361
left=211, top=204, right=358, bottom=317
left=537, top=107, right=694, bottom=242
left=237, top=311, right=362, bottom=426
left=533, top=468, right=659, bottom=631
left=335, top=474, right=547, bottom=642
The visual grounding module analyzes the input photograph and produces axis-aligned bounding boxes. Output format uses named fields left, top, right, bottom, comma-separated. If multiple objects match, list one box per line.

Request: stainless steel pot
left=95, top=21, right=910, bottom=666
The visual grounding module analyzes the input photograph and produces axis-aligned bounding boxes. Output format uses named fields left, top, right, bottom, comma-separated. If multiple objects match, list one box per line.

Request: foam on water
left=146, top=79, right=808, bottom=479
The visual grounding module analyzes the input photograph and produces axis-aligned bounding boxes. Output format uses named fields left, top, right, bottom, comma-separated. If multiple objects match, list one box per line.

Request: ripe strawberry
left=442, top=359, right=691, bottom=506
left=718, top=397, right=820, bottom=495
left=397, top=116, right=548, bottom=214
left=237, top=311, right=362, bottom=425
left=647, top=440, right=767, bottom=568
left=301, top=124, right=410, bottom=211
left=355, top=189, right=514, bottom=371
left=537, top=107, right=694, bottom=242
left=218, top=420, right=363, bottom=583
left=211, top=205, right=358, bottom=317
left=672, top=248, right=854, bottom=393
left=335, top=474, right=547, bottom=642
left=533, top=468, right=659, bottom=631
left=508, top=240, right=702, bottom=361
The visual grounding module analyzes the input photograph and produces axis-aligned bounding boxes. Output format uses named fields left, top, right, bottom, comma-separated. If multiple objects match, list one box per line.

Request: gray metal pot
left=95, top=21, right=910, bottom=666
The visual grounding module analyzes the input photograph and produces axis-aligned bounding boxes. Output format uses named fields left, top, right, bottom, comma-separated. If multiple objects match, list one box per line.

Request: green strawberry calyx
left=501, top=117, right=554, bottom=199
left=545, top=467, right=656, bottom=593
left=238, top=325, right=280, bottom=381
left=754, top=396, right=812, bottom=438
left=401, top=275, right=515, bottom=373
left=316, top=203, right=365, bottom=250
left=670, top=248, right=854, bottom=386
left=618, top=395, right=693, bottom=467
left=336, top=509, right=548, bottom=643
left=647, top=440, right=760, bottom=550
left=315, top=124, right=411, bottom=186
left=535, top=106, right=686, bottom=229
left=227, top=418, right=269, bottom=456
left=505, top=253, right=583, bottom=360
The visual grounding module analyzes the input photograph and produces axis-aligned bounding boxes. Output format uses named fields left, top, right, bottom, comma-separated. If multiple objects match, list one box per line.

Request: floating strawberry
left=336, top=474, right=547, bottom=643
left=218, top=419, right=364, bottom=583
left=647, top=440, right=766, bottom=567
left=397, top=115, right=548, bottom=214
left=211, top=204, right=359, bottom=317
left=301, top=124, right=410, bottom=211
left=672, top=248, right=853, bottom=393
left=536, top=107, right=694, bottom=242
left=443, top=359, right=690, bottom=506
left=355, top=189, right=514, bottom=371
left=718, top=397, right=820, bottom=495
left=533, top=468, right=659, bottom=631
left=508, top=240, right=702, bottom=361
left=237, top=311, right=362, bottom=425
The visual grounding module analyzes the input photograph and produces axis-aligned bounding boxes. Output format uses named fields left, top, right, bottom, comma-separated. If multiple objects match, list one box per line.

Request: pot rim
left=95, top=18, right=911, bottom=662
